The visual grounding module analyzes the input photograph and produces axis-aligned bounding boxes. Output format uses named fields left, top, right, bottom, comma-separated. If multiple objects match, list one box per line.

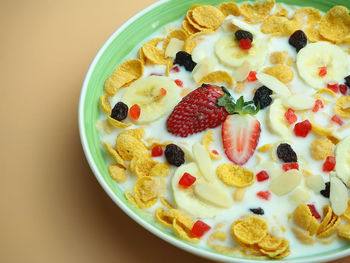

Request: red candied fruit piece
left=282, top=162, right=299, bottom=171
left=256, top=170, right=270, bottom=182
left=151, top=145, right=163, bottom=157
left=312, top=99, right=324, bottom=113
left=327, top=83, right=339, bottom=93
left=294, top=120, right=312, bottom=137
left=339, top=84, right=348, bottom=95
left=307, top=204, right=321, bottom=219
left=331, top=114, right=344, bottom=126
left=170, top=66, right=180, bottom=73
left=323, top=156, right=336, bottom=172
left=160, top=88, right=167, bottom=96
left=191, top=220, right=211, bottom=238
left=318, top=67, right=327, bottom=77
left=174, top=79, right=183, bottom=88
left=285, top=108, right=297, bottom=124
left=246, top=71, right=257, bottom=82
left=257, top=190, right=271, bottom=201
left=211, top=150, right=219, bottom=155
left=129, top=104, right=141, bottom=120
left=239, top=38, right=252, bottom=50
left=178, top=172, right=196, bottom=188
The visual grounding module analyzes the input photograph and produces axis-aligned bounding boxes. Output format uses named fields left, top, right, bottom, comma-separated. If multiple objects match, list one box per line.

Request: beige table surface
left=1, top=0, right=349, bottom=262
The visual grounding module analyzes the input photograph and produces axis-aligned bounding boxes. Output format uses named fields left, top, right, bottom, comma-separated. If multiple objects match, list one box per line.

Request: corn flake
left=305, top=26, right=326, bottom=43
left=160, top=197, right=174, bottom=209
left=191, top=5, right=225, bottom=30
left=218, top=2, right=240, bottom=17
left=258, top=234, right=282, bottom=251
left=269, top=51, right=287, bottom=65
left=101, top=141, right=127, bottom=168
left=293, top=204, right=313, bottom=232
left=141, top=44, right=170, bottom=65
left=232, top=217, right=268, bottom=245
left=99, top=94, right=111, bottom=114
left=107, top=116, right=132, bottom=129
left=263, top=64, right=294, bottom=83
left=240, top=0, right=275, bottom=23
left=292, top=227, right=315, bottom=245
left=108, top=164, right=127, bottom=183
left=335, top=96, right=350, bottom=119
left=162, top=29, right=188, bottom=51
left=134, top=177, right=160, bottom=208
left=337, top=224, right=350, bottom=240
left=310, top=137, right=334, bottom=160
left=274, top=4, right=289, bottom=17
left=319, top=6, right=350, bottom=43
left=260, top=239, right=289, bottom=258
left=149, top=162, right=172, bottom=177
left=115, top=133, right=148, bottom=161
left=292, top=7, right=322, bottom=26
left=317, top=215, right=341, bottom=239
left=104, top=59, right=143, bottom=97
left=122, top=127, right=145, bottom=141
left=342, top=200, right=350, bottom=222
left=234, top=81, right=246, bottom=93
left=129, top=152, right=158, bottom=178
left=173, top=219, right=199, bottom=243
left=199, top=70, right=233, bottom=87
left=216, top=164, right=255, bottom=188
left=182, top=18, right=200, bottom=35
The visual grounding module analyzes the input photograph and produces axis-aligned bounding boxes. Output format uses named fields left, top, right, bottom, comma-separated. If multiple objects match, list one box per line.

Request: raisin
left=235, top=30, right=253, bottom=42
left=111, top=102, right=128, bottom=121
left=165, top=144, right=185, bottom=166
left=250, top=207, right=264, bottom=215
left=289, top=30, right=307, bottom=52
left=174, top=51, right=197, bottom=72
left=320, top=182, right=330, bottom=198
left=253, top=86, right=273, bottom=109
left=277, top=143, right=298, bottom=163
left=345, top=75, right=350, bottom=88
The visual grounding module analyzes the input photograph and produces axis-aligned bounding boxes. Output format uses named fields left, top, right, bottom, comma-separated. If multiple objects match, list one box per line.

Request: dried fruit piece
left=129, top=104, right=141, bottom=120
left=289, top=30, right=307, bottom=52
left=178, top=172, right=196, bottom=188
left=257, top=190, right=271, bottom=201
left=282, top=162, right=299, bottom=171
left=235, top=30, right=253, bottom=41
left=253, top=86, right=273, bottom=109
left=256, top=170, right=269, bottom=182
left=216, top=164, right=255, bottom=188
left=191, top=220, right=211, bottom=238
left=250, top=207, right=264, bottom=215
left=151, top=145, right=163, bottom=157
left=323, top=156, right=336, bottom=172
left=111, top=102, right=128, bottom=121
left=285, top=108, right=297, bottom=124
left=294, top=120, right=312, bottom=137
left=174, top=51, right=197, bottom=71
left=276, top=143, right=298, bottom=163
left=320, top=182, right=331, bottom=198
left=165, top=144, right=185, bottom=166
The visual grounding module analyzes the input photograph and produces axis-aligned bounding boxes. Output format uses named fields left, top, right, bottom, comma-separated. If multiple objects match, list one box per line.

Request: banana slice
left=335, top=136, right=350, bottom=188
left=171, top=163, right=223, bottom=218
left=121, top=76, right=180, bottom=124
left=296, top=42, right=350, bottom=89
left=215, top=35, right=268, bottom=69
left=267, top=98, right=291, bottom=138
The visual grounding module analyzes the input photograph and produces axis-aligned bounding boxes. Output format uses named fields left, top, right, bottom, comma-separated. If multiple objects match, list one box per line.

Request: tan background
left=0, top=0, right=349, bottom=262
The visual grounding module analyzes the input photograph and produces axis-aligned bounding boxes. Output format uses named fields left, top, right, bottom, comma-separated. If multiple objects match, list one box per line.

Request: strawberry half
left=166, top=85, right=228, bottom=137
left=222, top=114, right=261, bottom=165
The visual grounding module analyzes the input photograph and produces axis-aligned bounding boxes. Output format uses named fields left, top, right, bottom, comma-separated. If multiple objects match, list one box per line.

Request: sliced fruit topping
left=222, top=114, right=261, bottom=165
left=239, top=39, right=252, bottom=50
left=277, top=143, right=298, bottom=163
left=330, top=176, right=348, bottom=216
left=323, top=156, right=336, bottom=172
left=296, top=42, right=350, bottom=89
left=331, top=114, right=344, bottom=126
left=293, top=120, right=312, bottom=137
left=191, top=220, right=211, bottom=238
left=256, top=170, right=270, bottom=182
left=282, top=95, right=315, bottom=110
left=165, top=144, right=185, bottom=166
left=289, top=30, right=307, bottom=52
left=253, top=86, right=272, bottom=109
left=192, top=57, right=216, bottom=83
left=121, top=76, right=180, bottom=124
left=250, top=207, right=264, bottom=215
left=166, top=85, right=228, bottom=137
left=307, top=204, right=321, bottom=219
left=194, top=183, right=232, bottom=208
left=246, top=71, right=258, bottom=82
left=335, top=136, right=350, bottom=187
left=269, top=169, right=302, bottom=196
left=257, top=190, right=271, bottom=201
left=192, top=143, right=216, bottom=182
left=179, top=172, right=196, bottom=188
left=174, top=51, right=197, bottom=71
left=151, top=145, right=163, bottom=157
left=327, top=83, right=339, bottom=93
left=285, top=108, right=297, bottom=125
left=318, top=66, right=327, bottom=77
left=111, top=101, right=128, bottom=121
left=129, top=104, right=141, bottom=120
left=282, top=162, right=299, bottom=171
left=235, top=29, right=253, bottom=41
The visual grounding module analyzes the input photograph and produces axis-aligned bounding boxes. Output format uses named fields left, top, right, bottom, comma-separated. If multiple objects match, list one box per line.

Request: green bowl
left=79, top=0, right=350, bottom=261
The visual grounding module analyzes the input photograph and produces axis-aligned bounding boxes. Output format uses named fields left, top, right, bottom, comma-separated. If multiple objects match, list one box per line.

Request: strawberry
left=222, top=114, right=261, bottom=165
left=166, top=85, right=228, bottom=137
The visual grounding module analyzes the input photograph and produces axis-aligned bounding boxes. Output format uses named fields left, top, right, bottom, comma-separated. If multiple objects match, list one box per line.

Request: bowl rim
left=78, top=0, right=350, bottom=262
